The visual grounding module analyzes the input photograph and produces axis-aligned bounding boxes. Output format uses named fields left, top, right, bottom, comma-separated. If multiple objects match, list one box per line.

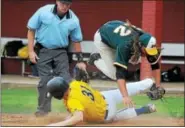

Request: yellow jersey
left=63, top=80, right=107, bottom=122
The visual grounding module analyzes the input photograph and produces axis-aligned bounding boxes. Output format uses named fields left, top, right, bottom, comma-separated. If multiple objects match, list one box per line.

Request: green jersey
left=99, top=20, right=143, bottom=69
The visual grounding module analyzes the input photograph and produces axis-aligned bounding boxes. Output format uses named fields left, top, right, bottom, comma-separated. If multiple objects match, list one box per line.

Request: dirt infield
left=2, top=113, right=184, bottom=126
left=1, top=77, right=184, bottom=126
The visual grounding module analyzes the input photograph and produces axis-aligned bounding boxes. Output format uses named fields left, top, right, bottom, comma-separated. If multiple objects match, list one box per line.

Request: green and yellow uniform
left=99, top=20, right=144, bottom=69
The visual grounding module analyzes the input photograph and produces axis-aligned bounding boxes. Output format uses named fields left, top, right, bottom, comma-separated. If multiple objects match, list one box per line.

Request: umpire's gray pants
left=37, top=48, right=72, bottom=112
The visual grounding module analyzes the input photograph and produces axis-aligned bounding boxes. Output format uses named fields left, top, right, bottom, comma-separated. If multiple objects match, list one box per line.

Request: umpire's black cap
left=47, top=77, right=69, bottom=100
left=59, top=0, right=72, bottom=4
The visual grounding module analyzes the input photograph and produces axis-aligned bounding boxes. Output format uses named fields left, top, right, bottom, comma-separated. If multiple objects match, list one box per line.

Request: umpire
left=27, top=0, right=85, bottom=117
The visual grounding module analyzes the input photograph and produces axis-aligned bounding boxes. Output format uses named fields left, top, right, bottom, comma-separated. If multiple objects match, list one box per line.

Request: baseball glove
left=146, top=84, right=166, bottom=100
left=73, top=64, right=90, bottom=83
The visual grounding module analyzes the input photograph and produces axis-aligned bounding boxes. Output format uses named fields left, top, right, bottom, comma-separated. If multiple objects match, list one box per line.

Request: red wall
left=1, top=0, right=54, bottom=38
left=2, top=0, right=142, bottom=39
left=1, top=0, right=184, bottom=75
left=72, top=1, right=142, bottom=40
left=2, top=0, right=184, bottom=42
left=163, top=1, right=184, bottom=43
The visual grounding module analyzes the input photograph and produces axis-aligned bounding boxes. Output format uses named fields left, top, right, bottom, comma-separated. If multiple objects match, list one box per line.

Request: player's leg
left=101, top=78, right=154, bottom=122
left=36, top=48, right=54, bottom=116
left=113, top=103, right=156, bottom=121
left=53, top=49, right=72, bottom=84
left=101, top=78, right=154, bottom=105
left=101, top=91, right=117, bottom=122
left=92, top=30, right=117, bottom=80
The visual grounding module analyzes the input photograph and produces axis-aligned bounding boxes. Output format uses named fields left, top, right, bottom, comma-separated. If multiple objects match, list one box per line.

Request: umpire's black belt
left=36, top=42, right=68, bottom=50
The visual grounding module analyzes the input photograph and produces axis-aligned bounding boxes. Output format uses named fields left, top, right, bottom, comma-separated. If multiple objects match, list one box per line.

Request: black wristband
left=116, top=66, right=128, bottom=80
left=151, top=62, right=160, bottom=70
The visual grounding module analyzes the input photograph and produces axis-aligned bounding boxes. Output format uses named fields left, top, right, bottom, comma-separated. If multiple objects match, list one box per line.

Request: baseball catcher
left=88, top=20, right=165, bottom=105
left=46, top=64, right=157, bottom=126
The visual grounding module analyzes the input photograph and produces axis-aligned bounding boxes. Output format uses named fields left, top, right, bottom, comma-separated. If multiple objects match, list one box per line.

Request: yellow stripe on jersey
left=63, top=80, right=107, bottom=122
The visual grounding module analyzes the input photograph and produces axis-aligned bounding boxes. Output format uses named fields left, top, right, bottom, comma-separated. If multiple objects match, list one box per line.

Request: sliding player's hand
left=123, top=96, right=134, bottom=108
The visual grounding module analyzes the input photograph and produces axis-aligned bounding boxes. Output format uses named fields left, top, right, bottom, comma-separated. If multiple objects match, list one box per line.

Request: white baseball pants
left=93, top=30, right=117, bottom=80
left=100, top=78, right=154, bottom=122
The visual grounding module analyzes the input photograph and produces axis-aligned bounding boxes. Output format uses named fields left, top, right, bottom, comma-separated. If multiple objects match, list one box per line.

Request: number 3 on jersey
left=81, top=85, right=95, bottom=101
left=113, top=25, right=131, bottom=36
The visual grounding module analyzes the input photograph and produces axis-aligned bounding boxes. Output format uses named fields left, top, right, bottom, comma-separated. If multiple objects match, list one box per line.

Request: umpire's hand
left=29, top=51, right=39, bottom=64
left=74, top=62, right=90, bottom=83
left=76, top=62, right=86, bottom=71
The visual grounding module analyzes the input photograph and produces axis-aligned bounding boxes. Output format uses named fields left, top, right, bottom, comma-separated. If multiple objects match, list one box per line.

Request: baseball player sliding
left=46, top=66, right=158, bottom=126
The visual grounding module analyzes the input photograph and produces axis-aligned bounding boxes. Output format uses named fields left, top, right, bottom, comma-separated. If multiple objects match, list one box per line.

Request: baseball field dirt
left=1, top=76, right=184, bottom=126
left=1, top=113, right=184, bottom=126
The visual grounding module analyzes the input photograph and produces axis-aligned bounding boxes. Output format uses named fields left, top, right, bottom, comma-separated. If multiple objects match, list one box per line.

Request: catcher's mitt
left=146, top=84, right=166, bottom=100
left=73, top=64, right=90, bottom=83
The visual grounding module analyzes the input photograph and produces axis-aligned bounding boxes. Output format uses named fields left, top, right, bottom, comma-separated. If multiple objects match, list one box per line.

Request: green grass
left=118, top=95, right=184, bottom=118
left=1, top=88, right=184, bottom=118
left=1, top=88, right=67, bottom=113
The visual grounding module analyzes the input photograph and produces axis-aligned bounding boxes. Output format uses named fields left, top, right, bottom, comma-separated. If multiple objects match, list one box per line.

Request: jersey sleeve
left=27, top=7, right=42, bottom=30
left=70, top=20, right=83, bottom=42
left=67, top=98, right=84, bottom=114
left=69, top=11, right=83, bottom=42
left=114, top=43, right=131, bottom=69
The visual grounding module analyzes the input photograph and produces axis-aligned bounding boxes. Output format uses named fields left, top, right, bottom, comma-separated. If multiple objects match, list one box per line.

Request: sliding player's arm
left=47, top=111, right=83, bottom=126
left=47, top=99, right=84, bottom=126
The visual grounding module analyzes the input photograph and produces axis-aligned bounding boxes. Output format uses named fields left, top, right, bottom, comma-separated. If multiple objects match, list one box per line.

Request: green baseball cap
left=139, top=33, right=158, bottom=56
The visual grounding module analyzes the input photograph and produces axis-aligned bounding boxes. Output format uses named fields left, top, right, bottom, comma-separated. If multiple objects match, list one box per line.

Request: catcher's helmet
left=139, top=33, right=162, bottom=65
left=47, top=77, right=69, bottom=100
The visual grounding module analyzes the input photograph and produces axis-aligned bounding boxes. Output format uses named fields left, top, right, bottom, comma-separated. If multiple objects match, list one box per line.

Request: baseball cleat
left=88, top=53, right=101, bottom=65
left=35, top=110, right=48, bottom=117
left=144, top=103, right=157, bottom=113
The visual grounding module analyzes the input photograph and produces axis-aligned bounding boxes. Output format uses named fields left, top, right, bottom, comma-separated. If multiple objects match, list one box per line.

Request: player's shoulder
left=104, top=20, right=126, bottom=26
left=37, top=4, right=55, bottom=13
left=70, top=80, right=89, bottom=87
left=69, top=80, right=92, bottom=92
left=70, top=80, right=81, bottom=87
left=68, top=10, right=79, bottom=21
